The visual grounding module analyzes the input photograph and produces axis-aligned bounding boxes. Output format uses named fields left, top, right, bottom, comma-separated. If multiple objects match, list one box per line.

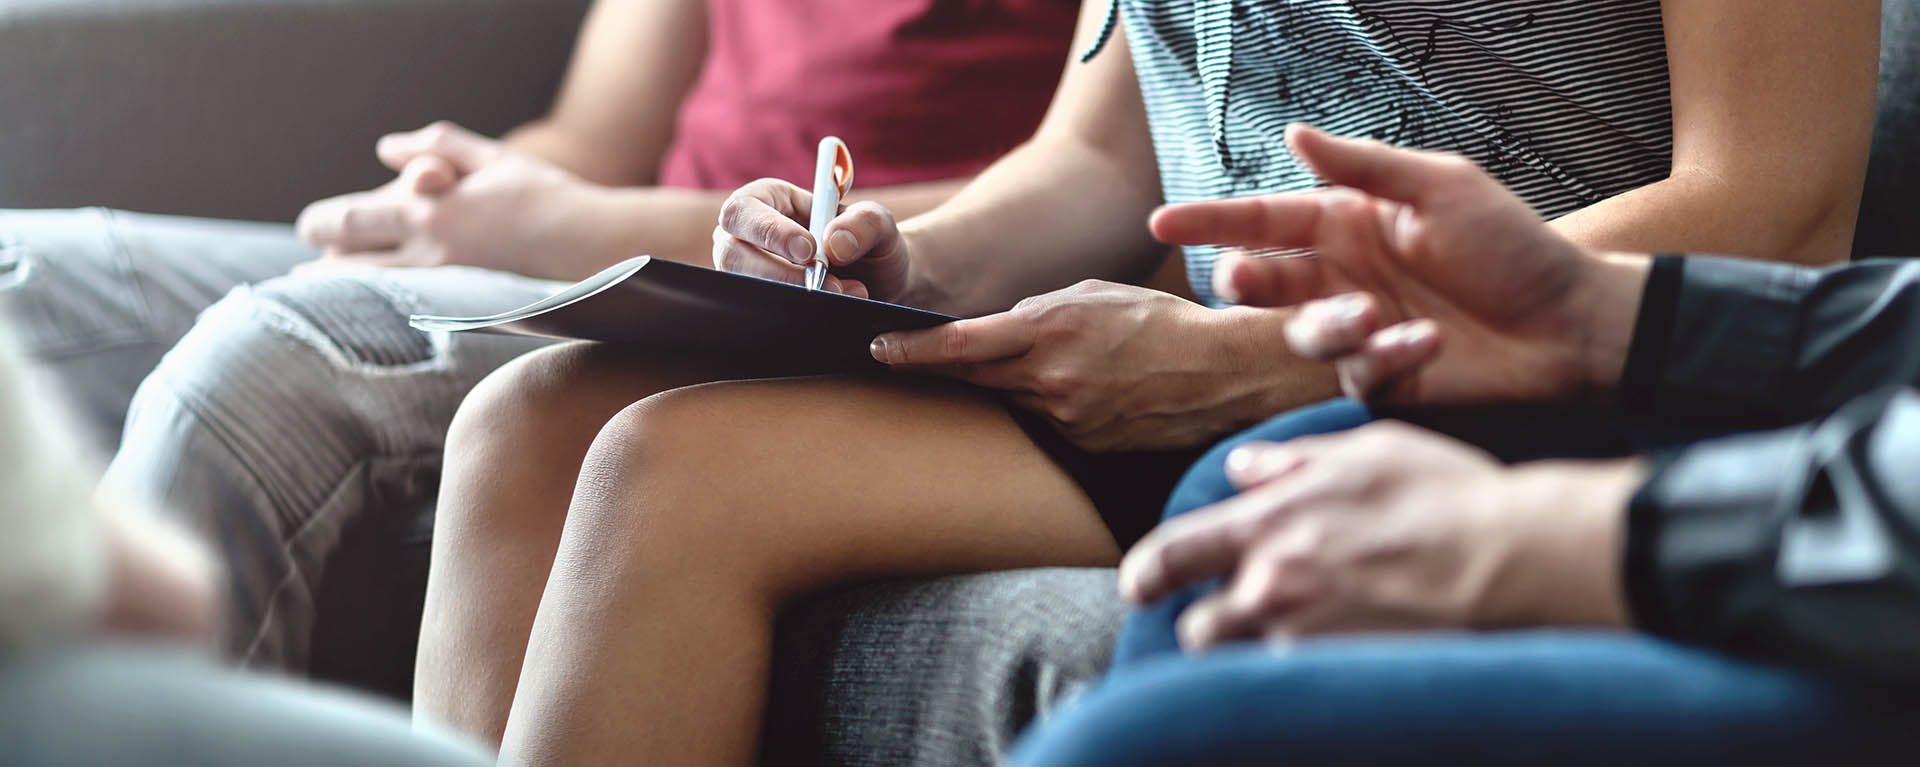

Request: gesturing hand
left=296, top=122, right=597, bottom=275
left=1117, top=422, right=1644, bottom=651
left=1151, top=125, right=1647, bottom=408
left=710, top=178, right=912, bottom=301
left=869, top=280, right=1298, bottom=452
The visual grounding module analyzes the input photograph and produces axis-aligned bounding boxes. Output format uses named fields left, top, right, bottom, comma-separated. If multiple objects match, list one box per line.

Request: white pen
left=805, top=137, right=855, bottom=292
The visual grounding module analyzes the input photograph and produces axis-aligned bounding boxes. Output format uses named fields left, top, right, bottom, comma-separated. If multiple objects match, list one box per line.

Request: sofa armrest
left=0, top=0, right=592, bottom=223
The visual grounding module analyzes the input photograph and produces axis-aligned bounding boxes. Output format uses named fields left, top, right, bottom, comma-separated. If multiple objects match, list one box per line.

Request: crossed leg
left=416, top=343, right=1124, bottom=766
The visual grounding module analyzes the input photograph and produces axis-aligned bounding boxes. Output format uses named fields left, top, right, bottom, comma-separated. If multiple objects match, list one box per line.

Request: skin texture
left=1123, top=134, right=1674, bottom=651
left=424, top=1, right=1879, bottom=765
left=1119, top=424, right=1646, bottom=651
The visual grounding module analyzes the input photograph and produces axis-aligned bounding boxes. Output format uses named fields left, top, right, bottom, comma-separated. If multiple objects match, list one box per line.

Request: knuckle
left=1032, top=367, right=1081, bottom=398
left=934, top=328, right=971, bottom=360
left=718, top=193, right=754, bottom=231
left=422, top=121, right=458, bottom=145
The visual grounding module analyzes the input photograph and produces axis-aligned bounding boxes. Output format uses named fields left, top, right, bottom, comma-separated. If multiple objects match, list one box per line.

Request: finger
left=377, top=121, right=501, bottom=174
left=1120, top=493, right=1276, bottom=605
left=1222, top=442, right=1308, bottom=491
left=1282, top=293, right=1385, bottom=361
left=1286, top=123, right=1492, bottom=208
left=1150, top=192, right=1327, bottom=249
left=1175, top=592, right=1234, bottom=653
left=1181, top=558, right=1313, bottom=652
left=1211, top=249, right=1326, bottom=307
left=295, top=194, right=415, bottom=252
left=400, top=154, right=459, bottom=196
left=869, top=313, right=1035, bottom=367
left=719, top=180, right=817, bottom=265
left=712, top=229, right=807, bottom=285
left=821, top=202, right=898, bottom=268
left=838, top=278, right=871, bottom=300
left=1335, top=319, right=1441, bottom=400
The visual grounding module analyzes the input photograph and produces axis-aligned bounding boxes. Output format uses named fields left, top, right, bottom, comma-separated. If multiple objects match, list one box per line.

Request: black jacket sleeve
left=1619, top=256, right=1920, bottom=683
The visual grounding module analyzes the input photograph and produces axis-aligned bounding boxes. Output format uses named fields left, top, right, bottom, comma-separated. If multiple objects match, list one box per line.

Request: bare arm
left=898, top=0, right=1167, bottom=317
left=1550, top=0, right=1879, bottom=265
left=504, top=0, right=708, bottom=186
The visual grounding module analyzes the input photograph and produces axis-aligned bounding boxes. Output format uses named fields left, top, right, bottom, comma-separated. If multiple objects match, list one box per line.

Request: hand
left=1118, top=422, right=1644, bottom=651
left=296, top=122, right=599, bottom=275
left=870, top=280, right=1304, bottom=452
left=711, top=178, right=912, bottom=301
left=1152, top=124, right=1648, bottom=407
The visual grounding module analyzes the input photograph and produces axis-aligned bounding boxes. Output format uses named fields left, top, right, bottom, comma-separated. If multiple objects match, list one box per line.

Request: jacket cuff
left=1623, top=426, right=1810, bottom=642
left=1633, top=256, right=1815, bottom=418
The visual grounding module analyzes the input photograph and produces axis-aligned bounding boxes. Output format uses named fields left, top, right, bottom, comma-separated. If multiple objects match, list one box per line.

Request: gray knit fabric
left=765, top=569, right=1124, bottom=767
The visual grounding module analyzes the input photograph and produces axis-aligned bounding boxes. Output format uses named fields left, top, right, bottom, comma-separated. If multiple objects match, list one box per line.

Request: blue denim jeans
left=1018, top=399, right=1920, bottom=764
left=0, top=209, right=560, bottom=669
left=1016, top=633, right=1920, bottom=765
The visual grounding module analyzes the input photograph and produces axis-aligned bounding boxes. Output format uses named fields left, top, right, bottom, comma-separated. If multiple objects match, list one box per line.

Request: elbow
left=1670, top=166, right=1863, bottom=266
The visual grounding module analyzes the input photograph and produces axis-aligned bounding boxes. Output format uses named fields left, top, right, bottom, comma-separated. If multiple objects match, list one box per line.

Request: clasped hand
left=295, top=122, right=592, bottom=274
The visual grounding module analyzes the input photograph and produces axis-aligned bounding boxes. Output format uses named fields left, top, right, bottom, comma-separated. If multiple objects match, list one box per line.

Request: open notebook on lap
left=409, top=256, right=954, bottom=370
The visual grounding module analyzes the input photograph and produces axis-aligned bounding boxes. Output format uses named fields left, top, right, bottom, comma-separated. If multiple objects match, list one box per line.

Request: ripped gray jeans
left=0, top=209, right=557, bottom=669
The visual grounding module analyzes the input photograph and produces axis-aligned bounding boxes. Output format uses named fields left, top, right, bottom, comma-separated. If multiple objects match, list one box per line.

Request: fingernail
left=1379, top=320, right=1436, bottom=346
left=787, top=234, right=815, bottom=264
left=1226, top=444, right=1296, bottom=482
left=1212, top=262, right=1240, bottom=305
left=827, top=231, right=859, bottom=265
left=870, top=336, right=893, bottom=363
left=1325, top=294, right=1368, bottom=328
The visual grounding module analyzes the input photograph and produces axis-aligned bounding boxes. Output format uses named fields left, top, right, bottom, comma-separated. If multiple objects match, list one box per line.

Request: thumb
left=399, top=155, right=459, bottom=196
left=378, top=121, right=501, bottom=175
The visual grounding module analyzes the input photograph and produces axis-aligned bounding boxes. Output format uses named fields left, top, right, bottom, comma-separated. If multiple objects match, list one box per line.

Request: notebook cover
left=409, top=256, right=955, bottom=369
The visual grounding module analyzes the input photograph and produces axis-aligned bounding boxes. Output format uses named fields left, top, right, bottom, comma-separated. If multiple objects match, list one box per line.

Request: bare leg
left=414, top=343, right=771, bottom=743
left=499, top=375, right=1120, bottom=767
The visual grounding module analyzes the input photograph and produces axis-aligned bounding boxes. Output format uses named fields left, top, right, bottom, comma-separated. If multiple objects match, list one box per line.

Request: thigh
left=1019, top=633, right=1920, bottom=766
left=0, top=209, right=311, bottom=451
left=568, top=373, right=1127, bottom=594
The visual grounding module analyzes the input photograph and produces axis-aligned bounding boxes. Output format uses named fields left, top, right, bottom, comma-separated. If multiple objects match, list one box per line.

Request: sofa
left=3, top=1, right=1915, bottom=766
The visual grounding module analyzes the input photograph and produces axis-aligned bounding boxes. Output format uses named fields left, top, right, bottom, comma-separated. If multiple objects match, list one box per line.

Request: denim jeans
left=0, top=209, right=560, bottom=669
left=1015, top=634, right=1920, bottom=765
left=1017, top=399, right=1920, bottom=764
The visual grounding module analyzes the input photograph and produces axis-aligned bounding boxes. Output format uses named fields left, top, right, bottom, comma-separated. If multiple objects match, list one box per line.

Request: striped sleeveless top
left=1087, top=0, right=1674, bottom=306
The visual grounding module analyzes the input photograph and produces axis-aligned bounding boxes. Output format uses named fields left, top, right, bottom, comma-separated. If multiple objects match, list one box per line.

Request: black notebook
left=409, top=256, right=955, bottom=369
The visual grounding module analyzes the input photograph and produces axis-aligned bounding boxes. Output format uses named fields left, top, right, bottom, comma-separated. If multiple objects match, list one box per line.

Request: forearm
left=901, top=134, right=1165, bottom=317
left=1208, top=305, right=1343, bottom=416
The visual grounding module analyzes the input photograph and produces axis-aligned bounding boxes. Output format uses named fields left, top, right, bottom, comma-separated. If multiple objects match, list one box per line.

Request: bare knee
left=565, top=382, right=779, bottom=576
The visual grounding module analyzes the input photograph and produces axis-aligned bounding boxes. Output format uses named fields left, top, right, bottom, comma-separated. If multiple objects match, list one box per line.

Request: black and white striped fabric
left=1093, top=0, right=1673, bottom=306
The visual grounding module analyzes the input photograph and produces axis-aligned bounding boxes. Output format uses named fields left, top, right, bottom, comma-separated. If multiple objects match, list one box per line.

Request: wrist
left=1567, top=252, right=1652, bottom=397
left=1487, top=457, right=1648, bottom=629
left=893, top=222, right=952, bottom=312
left=1208, top=305, right=1340, bottom=415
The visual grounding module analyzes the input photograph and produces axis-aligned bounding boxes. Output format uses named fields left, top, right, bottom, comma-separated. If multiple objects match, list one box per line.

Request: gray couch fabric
left=0, top=0, right=590, bottom=223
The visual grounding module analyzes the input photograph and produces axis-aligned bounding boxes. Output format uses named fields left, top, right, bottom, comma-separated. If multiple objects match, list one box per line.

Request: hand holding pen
left=806, top=137, right=856, bottom=291
left=710, top=137, right=917, bottom=302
